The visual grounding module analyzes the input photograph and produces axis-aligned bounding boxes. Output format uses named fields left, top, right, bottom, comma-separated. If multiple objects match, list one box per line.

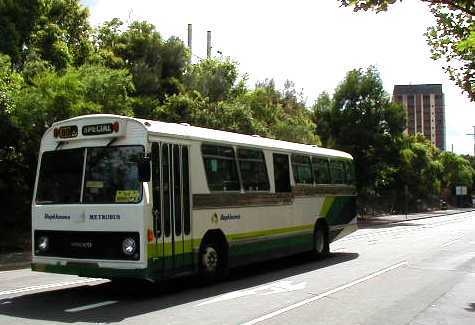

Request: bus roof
left=53, top=114, right=353, bottom=159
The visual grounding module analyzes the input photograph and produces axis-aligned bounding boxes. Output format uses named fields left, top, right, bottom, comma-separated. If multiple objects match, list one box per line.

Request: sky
left=81, top=0, right=475, bottom=155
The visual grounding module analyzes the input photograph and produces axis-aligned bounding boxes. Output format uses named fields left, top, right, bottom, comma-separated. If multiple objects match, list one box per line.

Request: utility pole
left=207, top=31, right=211, bottom=58
left=187, top=24, right=192, bottom=51
left=187, top=24, right=192, bottom=63
left=467, top=126, right=475, bottom=156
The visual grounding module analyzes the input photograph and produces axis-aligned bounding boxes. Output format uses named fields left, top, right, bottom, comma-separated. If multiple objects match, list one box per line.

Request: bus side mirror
left=138, top=157, right=151, bottom=182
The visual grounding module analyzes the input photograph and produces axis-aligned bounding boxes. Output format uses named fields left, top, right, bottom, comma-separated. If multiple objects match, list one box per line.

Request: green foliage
left=28, top=0, right=93, bottom=69
left=425, top=5, right=475, bottom=100
left=313, top=67, right=405, bottom=193
left=184, top=58, right=243, bottom=102
left=0, top=0, right=40, bottom=63
left=0, top=54, right=24, bottom=113
left=12, top=64, right=134, bottom=135
left=397, top=135, right=442, bottom=202
left=339, top=0, right=475, bottom=101
left=94, top=19, right=189, bottom=99
left=439, top=151, right=474, bottom=189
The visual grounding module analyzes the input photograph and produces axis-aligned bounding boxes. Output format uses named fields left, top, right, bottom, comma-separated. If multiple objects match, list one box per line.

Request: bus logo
left=70, top=241, right=93, bottom=249
left=211, top=213, right=219, bottom=224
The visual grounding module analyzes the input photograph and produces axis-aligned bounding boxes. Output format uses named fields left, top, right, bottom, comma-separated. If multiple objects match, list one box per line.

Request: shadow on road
left=0, top=251, right=358, bottom=323
left=465, top=303, right=475, bottom=312
left=358, top=221, right=422, bottom=229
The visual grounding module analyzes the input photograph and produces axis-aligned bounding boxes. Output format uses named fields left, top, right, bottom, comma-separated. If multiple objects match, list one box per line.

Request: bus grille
left=34, top=230, right=140, bottom=260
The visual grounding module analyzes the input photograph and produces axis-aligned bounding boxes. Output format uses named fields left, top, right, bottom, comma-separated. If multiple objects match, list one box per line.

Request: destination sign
left=55, top=126, right=78, bottom=139
left=82, top=123, right=114, bottom=136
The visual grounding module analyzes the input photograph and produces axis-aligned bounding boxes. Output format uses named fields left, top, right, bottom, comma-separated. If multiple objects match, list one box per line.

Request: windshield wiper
left=107, top=138, right=118, bottom=147
left=55, top=141, right=65, bottom=150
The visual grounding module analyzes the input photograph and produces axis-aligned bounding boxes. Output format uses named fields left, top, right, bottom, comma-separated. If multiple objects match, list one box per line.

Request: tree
left=12, top=64, right=134, bottom=147
left=95, top=19, right=189, bottom=101
left=338, top=0, right=475, bottom=101
left=0, top=0, right=40, bottom=64
left=439, top=151, right=474, bottom=192
left=0, top=54, right=29, bottom=240
left=183, top=58, right=245, bottom=102
left=27, top=0, right=93, bottom=69
left=313, top=66, right=406, bottom=196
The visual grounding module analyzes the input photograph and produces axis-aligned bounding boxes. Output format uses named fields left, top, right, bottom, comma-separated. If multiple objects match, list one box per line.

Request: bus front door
left=152, top=142, right=192, bottom=278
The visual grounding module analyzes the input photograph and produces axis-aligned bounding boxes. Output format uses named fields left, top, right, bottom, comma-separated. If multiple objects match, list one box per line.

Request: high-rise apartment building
left=393, top=84, right=446, bottom=151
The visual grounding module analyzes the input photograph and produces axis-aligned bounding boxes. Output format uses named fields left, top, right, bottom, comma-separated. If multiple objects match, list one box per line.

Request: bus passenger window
left=312, top=157, right=331, bottom=184
left=238, top=148, right=269, bottom=192
left=330, top=160, right=346, bottom=184
left=345, top=160, right=355, bottom=184
left=291, top=155, right=313, bottom=185
left=273, top=153, right=291, bottom=193
left=202, top=144, right=240, bottom=191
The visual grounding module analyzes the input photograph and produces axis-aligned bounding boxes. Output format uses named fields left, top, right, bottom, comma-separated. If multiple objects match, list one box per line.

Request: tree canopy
left=339, top=0, right=475, bottom=101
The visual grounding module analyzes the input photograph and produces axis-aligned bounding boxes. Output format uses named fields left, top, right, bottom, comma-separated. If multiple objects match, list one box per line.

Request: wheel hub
left=202, top=247, right=218, bottom=272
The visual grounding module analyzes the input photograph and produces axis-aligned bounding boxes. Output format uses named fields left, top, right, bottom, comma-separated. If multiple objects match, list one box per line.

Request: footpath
left=1, top=208, right=474, bottom=272
left=358, top=207, right=475, bottom=226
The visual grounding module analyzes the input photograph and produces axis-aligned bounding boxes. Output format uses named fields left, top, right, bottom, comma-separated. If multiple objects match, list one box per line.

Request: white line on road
left=65, top=300, right=118, bottom=312
left=0, top=278, right=103, bottom=296
left=441, top=237, right=463, bottom=247
left=241, top=261, right=408, bottom=325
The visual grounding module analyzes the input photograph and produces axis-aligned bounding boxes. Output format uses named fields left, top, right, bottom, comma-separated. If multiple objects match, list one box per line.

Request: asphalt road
left=1, top=212, right=474, bottom=325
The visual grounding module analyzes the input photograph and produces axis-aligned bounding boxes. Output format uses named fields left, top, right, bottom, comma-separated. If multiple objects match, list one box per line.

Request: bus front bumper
left=31, top=258, right=150, bottom=280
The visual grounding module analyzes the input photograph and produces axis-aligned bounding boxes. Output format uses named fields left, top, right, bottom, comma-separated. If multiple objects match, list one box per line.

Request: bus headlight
left=122, top=238, right=136, bottom=256
left=38, top=236, right=49, bottom=251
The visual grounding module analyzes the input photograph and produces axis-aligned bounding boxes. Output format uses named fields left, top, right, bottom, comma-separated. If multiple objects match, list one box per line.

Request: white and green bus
left=32, top=114, right=357, bottom=281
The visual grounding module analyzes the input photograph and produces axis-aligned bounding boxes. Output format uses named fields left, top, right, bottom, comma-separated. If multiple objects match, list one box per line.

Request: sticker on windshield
left=115, top=190, right=140, bottom=203
left=86, top=181, right=104, bottom=188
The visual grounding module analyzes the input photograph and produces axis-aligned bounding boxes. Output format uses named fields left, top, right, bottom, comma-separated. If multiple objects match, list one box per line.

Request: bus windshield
left=35, top=146, right=144, bottom=205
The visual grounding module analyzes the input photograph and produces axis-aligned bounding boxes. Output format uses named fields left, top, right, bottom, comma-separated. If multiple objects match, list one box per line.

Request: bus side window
left=202, top=144, right=240, bottom=192
left=345, top=160, right=355, bottom=185
left=291, top=154, right=313, bottom=185
left=237, top=148, right=269, bottom=192
left=273, top=153, right=291, bottom=193
left=312, top=157, right=331, bottom=184
left=330, top=160, right=346, bottom=184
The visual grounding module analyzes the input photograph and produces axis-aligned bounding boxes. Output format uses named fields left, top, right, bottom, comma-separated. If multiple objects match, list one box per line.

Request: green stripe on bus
left=320, top=197, right=335, bottom=217
left=229, top=232, right=313, bottom=257
left=227, top=224, right=314, bottom=242
left=147, top=239, right=194, bottom=258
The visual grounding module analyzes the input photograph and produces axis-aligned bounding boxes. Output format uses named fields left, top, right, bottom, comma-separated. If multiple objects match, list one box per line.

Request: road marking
left=0, top=278, right=102, bottom=296
left=241, top=261, right=408, bottom=325
left=441, top=237, right=463, bottom=247
left=65, top=300, right=118, bottom=312
left=197, top=280, right=306, bottom=307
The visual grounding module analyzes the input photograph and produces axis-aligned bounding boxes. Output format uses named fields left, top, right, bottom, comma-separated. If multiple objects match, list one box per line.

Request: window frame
left=35, top=145, right=145, bottom=205
left=201, top=143, right=241, bottom=193
left=237, top=147, right=270, bottom=192
left=312, top=156, right=332, bottom=185
left=329, top=159, right=347, bottom=185
left=291, top=154, right=314, bottom=185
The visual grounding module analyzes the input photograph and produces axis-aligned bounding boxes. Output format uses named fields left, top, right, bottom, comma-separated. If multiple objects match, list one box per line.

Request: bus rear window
left=36, top=149, right=84, bottom=204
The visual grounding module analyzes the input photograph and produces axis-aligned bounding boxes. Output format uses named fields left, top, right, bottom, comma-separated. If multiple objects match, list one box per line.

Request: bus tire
left=312, top=221, right=329, bottom=259
left=199, top=239, right=228, bottom=282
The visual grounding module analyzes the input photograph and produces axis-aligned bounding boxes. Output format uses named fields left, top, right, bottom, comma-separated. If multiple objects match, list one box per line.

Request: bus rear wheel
left=312, top=223, right=329, bottom=258
left=199, top=240, right=228, bottom=282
